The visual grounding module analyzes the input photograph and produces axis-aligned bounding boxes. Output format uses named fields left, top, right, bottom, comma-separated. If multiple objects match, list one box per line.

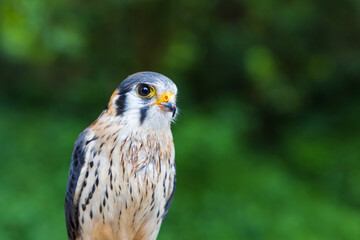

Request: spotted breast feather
left=65, top=72, right=178, bottom=240
left=65, top=120, right=176, bottom=240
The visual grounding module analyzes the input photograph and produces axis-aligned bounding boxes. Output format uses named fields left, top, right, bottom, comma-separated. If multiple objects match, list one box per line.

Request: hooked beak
left=153, top=92, right=177, bottom=117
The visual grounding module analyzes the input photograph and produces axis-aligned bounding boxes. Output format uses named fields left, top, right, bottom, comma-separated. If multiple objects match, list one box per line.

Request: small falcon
left=65, top=72, right=177, bottom=240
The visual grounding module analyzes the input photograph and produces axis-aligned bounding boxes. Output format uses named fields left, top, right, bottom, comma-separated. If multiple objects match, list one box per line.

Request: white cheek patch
left=114, top=82, right=177, bottom=130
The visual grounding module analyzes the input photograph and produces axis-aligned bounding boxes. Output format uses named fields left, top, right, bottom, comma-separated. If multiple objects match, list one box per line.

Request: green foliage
left=0, top=0, right=359, bottom=239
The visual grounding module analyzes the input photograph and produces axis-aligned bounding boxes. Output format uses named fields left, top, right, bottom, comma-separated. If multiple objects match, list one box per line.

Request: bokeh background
left=1, top=0, right=360, bottom=239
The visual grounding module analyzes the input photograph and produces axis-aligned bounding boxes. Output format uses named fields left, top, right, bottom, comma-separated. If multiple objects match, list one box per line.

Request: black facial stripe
left=115, top=72, right=176, bottom=118
left=139, top=106, right=149, bottom=125
left=115, top=93, right=127, bottom=116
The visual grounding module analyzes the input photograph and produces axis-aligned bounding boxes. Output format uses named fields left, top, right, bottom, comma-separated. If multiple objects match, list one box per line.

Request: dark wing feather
left=65, top=130, right=88, bottom=240
left=163, top=174, right=176, bottom=220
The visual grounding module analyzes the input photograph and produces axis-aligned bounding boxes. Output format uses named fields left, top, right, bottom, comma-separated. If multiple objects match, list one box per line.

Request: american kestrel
left=65, top=72, right=177, bottom=240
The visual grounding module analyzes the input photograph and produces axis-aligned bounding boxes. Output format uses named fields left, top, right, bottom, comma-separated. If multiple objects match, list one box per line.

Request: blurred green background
left=1, top=0, right=360, bottom=239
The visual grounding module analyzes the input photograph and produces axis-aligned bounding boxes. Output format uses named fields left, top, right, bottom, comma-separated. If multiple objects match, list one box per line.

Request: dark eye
left=137, top=84, right=155, bottom=97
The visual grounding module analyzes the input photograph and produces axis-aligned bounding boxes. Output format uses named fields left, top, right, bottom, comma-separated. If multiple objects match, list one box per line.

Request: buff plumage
left=65, top=72, right=177, bottom=240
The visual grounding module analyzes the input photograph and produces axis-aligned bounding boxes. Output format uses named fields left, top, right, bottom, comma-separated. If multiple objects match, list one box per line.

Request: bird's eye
left=137, top=84, right=155, bottom=98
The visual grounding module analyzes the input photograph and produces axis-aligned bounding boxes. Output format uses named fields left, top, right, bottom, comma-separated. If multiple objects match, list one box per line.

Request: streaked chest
left=77, top=125, right=175, bottom=239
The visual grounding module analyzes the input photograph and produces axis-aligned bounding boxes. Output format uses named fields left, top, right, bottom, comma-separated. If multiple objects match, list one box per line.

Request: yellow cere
left=153, top=92, right=176, bottom=105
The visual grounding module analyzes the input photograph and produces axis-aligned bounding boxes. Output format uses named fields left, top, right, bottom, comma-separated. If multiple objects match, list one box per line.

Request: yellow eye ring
left=137, top=84, right=155, bottom=98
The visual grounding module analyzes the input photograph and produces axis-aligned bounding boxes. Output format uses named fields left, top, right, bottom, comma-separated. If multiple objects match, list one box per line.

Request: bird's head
left=106, top=72, right=178, bottom=130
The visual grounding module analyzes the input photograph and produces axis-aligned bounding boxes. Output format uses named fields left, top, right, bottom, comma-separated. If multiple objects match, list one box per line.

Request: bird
left=65, top=72, right=177, bottom=240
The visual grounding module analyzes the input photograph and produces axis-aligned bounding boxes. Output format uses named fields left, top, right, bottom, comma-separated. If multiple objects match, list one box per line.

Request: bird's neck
left=91, top=112, right=173, bottom=148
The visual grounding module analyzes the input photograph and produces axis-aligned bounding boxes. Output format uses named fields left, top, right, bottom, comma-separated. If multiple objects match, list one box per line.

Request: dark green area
left=1, top=0, right=360, bottom=239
